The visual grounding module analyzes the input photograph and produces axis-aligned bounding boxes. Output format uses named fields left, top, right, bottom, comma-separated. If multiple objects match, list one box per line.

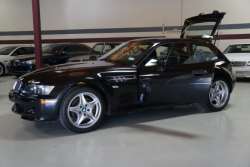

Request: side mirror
left=89, top=56, right=97, bottom=61
left=157, top=57, right=165, bottom=71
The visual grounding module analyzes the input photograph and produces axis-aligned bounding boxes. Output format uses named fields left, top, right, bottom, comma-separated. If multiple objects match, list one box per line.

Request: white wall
left=1, top=0, right=250, bottom=50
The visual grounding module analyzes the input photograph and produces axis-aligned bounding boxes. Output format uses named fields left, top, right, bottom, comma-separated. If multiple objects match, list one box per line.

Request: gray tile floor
left=0, top=75, right=250, bottom=167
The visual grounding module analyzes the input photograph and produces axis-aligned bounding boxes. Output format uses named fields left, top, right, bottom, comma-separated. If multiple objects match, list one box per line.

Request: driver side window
left=12, top=48, right=25, bottom=56
left=145, top=45, right=170, bottom=66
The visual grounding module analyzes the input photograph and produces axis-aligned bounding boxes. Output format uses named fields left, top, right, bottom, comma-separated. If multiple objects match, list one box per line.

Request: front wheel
left=200, top=77, right=230, bottom=112
left=59, top=86, right=105, bottom=133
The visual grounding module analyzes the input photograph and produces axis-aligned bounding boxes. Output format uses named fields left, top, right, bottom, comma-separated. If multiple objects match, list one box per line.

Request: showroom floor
left=0, top=75, right=250, bottom=167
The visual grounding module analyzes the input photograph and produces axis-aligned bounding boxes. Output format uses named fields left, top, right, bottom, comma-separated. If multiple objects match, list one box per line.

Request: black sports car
left=7, top=43, right=91, bottom=76
left=9, top=11, right=236, bottom=133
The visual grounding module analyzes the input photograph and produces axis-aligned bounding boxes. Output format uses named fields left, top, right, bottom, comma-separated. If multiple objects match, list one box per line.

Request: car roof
left=130, top=37, right=211, bottom=44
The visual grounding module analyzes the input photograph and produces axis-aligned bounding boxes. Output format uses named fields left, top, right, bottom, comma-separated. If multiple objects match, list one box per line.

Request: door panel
left=139, top=62, right=213, bottom=105
left=139, top=42, right=216, bottom=105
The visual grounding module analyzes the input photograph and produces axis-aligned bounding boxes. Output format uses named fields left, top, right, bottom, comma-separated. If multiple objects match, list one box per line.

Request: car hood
left=11, top=54, right=53, bottom=61
left=0, top=55, right=10, bottom=60
left=20, top=61, right=136, bottom=85
left=224, top=53, right=250, bottom=62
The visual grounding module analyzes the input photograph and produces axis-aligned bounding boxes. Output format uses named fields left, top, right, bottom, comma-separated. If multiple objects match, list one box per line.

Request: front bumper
left=7, top=64, right=35, bottom=76
left=232, top=66, right=250, bottom=78
left=9, top=90, right=59, bottom=121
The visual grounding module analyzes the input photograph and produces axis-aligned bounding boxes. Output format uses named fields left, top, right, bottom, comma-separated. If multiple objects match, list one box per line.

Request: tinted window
left=12, top=48, right=25, bottom=56
left=166, top=42, right=218, bottom=65
left=166, top=43, right=189, bottom=65
left=42, top=44, right=65, bottom=55
left=66, top=45, right=90, bottom=53
left=24, top=47, right=35, bottom=54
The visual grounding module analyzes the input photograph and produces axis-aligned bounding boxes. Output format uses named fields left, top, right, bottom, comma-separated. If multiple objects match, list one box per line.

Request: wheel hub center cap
left=82, top=108, right=86, bottom=112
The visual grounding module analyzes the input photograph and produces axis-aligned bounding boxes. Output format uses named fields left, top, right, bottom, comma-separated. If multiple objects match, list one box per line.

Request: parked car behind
left=8, top=43, right=91, bottom=77
left=0, top=46, right=35, bottom=76
left=67, top=42, right=121, bottom=63
left=223, top=44, right=250, bottom=78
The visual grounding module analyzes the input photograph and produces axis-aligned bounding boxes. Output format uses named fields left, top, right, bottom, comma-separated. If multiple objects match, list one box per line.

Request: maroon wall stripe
left=0, top=36, right=164, bottom=45
left=216, top=34, right=250, bottom=40
left=1, top=34, right=250, bottom=45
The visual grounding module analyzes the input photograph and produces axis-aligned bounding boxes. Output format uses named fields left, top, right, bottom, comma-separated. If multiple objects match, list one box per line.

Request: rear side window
left=166, top=42, right=218, bottom=65
left=24, top=47, right=35, bottom=54
left=186, top=43, right=218, bottom=64
left=66, top=45, right=90, bottom=53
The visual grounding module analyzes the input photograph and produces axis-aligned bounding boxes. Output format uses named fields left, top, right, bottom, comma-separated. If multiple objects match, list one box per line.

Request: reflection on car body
left=7, top=43, right=91, bottom=76
left=67, top=42, right=121, bottom=63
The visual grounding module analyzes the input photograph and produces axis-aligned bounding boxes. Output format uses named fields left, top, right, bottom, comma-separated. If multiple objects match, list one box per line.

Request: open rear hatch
left=180, top=11, right=226, bottom=40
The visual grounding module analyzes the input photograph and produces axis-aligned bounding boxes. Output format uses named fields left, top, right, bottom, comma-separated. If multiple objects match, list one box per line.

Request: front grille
left=231, top=61, right=247, bottom=67
left=13, top=80, right=22, bottom=93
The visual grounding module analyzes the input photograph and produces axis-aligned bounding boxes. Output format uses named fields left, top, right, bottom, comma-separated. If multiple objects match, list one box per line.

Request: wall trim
left=1, top=34, right=250, bottom=45
left=1, top=23, right=250, bottom=36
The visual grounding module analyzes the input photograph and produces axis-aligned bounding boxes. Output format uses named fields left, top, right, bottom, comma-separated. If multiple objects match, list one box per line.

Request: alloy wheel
left=67, top=92, right=101, bottom=128
left=209, top=80, right=229, bottom=108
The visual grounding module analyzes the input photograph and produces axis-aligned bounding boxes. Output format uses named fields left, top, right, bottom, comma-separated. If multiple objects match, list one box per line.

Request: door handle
left=192, top=70, right=207, bottom=76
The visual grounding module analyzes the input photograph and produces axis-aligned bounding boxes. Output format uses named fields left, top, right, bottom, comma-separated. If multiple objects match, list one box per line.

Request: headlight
left=22, top=85, right=54, bottom=95
left=24, top=60, right=36, bottom=64
left=248, top=62, right=250, bottom=66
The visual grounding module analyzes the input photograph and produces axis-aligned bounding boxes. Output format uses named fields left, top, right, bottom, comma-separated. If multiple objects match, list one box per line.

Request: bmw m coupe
left=9, top=11, right=236, bottom=133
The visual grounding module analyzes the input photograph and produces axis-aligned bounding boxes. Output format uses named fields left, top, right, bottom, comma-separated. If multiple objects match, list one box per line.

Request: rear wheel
left=0, top=64, right=4, bottom=76
left=59, top=86, right=105, bottom=133
left=200, top=77, right=230, bottom=112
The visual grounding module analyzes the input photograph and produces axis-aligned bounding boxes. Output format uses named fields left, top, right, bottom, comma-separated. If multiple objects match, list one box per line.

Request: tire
left=0, top=64, right=4, bottom=76
left=15, top=75, right=21, bottom=78
left=59, top=86, right=105, bottom=133
left=200, top=77, right=230, bottom=112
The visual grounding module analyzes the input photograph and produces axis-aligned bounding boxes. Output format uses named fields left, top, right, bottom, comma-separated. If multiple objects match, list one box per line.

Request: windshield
left=99, top=41, right=152, bottom=65
left=42, top=44, right=65, bottom=54
left=183, top=21, right=217, bottom=38
left=224, top=44, right=250, bottom=54
left=0, top=46, right=17, bottom=55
